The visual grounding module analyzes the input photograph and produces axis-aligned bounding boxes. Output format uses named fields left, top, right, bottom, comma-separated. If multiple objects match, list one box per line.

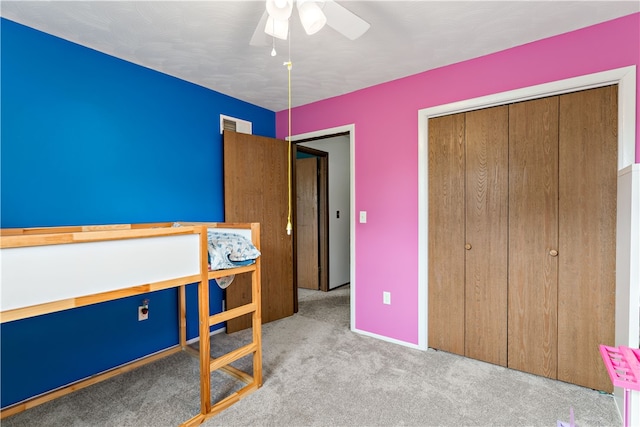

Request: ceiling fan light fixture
left=265, top=15, right=289, bottom=40
left=297, top=0, right=327, bottom=35
left=266, top=0, right=293, bottom=21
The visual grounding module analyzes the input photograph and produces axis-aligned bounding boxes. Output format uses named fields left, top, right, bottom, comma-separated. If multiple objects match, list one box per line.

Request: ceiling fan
left=249, top=0, right=370, bottom=46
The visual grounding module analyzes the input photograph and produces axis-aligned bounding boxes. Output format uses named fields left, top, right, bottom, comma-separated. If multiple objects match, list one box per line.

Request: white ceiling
left=2, top=1, right=638, bottom=112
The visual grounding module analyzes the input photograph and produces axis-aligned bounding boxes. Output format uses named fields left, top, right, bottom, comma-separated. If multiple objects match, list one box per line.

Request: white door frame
left=290, top=124, right=356, bottom=330
left=418, top=66, right=637, bottom=420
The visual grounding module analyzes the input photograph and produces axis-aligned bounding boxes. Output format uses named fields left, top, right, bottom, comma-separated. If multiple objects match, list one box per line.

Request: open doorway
left=295, top=145, right=329, bottom=292
left=294, top=131, right=351, bottom=296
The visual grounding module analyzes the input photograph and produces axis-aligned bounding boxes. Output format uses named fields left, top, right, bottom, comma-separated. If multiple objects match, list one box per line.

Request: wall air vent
left=220, top=114, right=252, bottom=135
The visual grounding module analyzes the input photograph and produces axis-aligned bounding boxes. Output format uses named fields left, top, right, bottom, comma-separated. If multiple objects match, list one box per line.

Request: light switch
left=383, top=291, right=391, bottom=305
left=359, top=211, right=367, bottom=223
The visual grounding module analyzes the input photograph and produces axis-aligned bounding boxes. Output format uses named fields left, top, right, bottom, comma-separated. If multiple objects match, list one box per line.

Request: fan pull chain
left=284, top=59, right=292, bottom=235
left=284, top=24, right=293, bottom=236
left=271, top=17, right=277, bottom=56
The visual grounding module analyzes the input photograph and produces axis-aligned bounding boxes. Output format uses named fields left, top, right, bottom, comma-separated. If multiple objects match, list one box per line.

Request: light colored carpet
left=3, top=285, right=620, bottom=426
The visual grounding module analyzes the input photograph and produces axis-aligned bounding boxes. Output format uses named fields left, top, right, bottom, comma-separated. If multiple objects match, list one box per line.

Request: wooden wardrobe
left=428, top=85, right=617, bottom=392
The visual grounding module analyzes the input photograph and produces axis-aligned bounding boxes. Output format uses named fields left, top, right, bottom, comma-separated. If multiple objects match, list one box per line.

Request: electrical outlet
left=138, top=306, right=149, bottom=321
left=383, top=291, right=391, bottom=305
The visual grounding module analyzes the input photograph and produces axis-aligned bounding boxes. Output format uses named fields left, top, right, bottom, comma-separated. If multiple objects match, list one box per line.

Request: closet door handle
left=465, top=243, right=472, bottom=250
left=549, top=249, right=559, bottom=257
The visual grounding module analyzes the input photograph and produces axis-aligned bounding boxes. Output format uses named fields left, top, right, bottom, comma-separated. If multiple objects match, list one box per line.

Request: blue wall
left=1, top=18, right=275, bottom=407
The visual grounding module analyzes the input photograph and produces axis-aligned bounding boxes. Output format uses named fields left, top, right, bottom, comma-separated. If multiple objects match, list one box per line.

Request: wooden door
left=428, top=113, right=466, bottom=355
left=557, top=85, right=617, bottom=392
left=508, top=97, right=559, bottom=379
left=464, top=106, right=509, bottom=366
left=296, top=157, right=319, bottom=290
left=223, top=130, right=294, bottom=332
left=295, top=144, right=330, bottom=292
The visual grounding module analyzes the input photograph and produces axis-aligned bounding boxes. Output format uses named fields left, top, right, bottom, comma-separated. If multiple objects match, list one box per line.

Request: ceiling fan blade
left=322, top=0, right=370, bottom=40
left=250, top=10, right=270, bottom=46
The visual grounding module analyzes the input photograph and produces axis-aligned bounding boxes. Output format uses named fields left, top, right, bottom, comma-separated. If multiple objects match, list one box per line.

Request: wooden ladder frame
left=180, top=222, right=262, bottom=426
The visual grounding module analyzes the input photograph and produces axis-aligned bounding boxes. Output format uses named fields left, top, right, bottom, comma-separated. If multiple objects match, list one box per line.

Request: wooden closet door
left=557, top=85, right=617, bottom=392
left=508, top=97, right=559, bottom=379
left=464, top=106, right=509, bottom=366
left=428, top=113, right=466, bottom=355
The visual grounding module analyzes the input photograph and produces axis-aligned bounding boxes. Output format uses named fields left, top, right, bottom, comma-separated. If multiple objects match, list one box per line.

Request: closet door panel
left=557, top=86, right=617, bottom=392
left=508, top=97, right=559, bottom=379
left=464, top=106, right=509, bottom=366
left=428, top=113, right=466, bottom=355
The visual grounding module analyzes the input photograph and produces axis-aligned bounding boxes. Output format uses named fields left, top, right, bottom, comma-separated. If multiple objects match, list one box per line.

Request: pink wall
left=276, top=13, right=640, bottom=345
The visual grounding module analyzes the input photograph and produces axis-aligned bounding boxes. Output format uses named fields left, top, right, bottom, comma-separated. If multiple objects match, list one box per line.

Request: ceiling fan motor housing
left=266, top=0, right=293, bottom=21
